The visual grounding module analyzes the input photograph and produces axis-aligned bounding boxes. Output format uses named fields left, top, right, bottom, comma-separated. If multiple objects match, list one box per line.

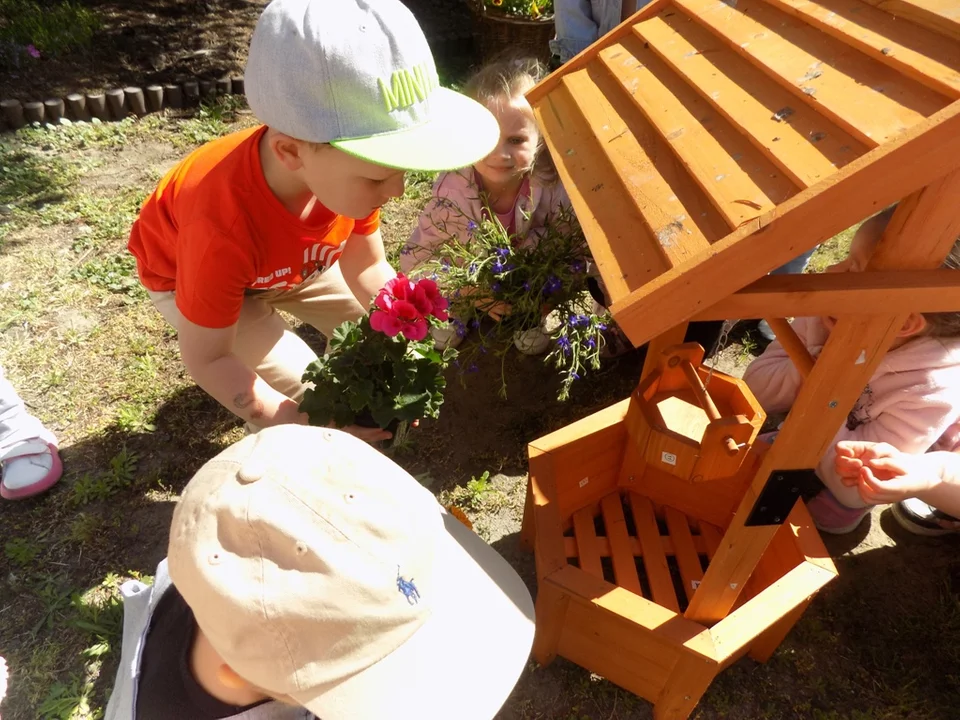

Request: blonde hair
left=866, top=205, right=960, bottom=338
left=462, top=53, right=559, bottom=186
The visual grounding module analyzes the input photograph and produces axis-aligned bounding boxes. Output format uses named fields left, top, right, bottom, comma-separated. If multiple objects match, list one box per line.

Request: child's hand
left=835, top=441, right=942, bottom=504
left=483, top=300, right=512, bottom=321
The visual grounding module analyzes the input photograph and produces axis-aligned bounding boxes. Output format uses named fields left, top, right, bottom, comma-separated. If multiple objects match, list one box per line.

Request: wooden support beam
left=692, top=269, right=960, bottom=320
left=763, top=318, right=815, bottom=378
left=610, top=103, right=960, bottom=347
left=684, top=170, right=960, bottom=624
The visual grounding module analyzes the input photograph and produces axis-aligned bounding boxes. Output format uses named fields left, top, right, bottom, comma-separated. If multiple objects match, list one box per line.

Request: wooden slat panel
left=635, top=13, right=867, bottom=188
left=534, top=82, right=670, bottom=300
left=601, top=494, right=644, bottom=594
left=599, top=35, right=799, bottom=228
left=693, top=268, right=960, bottom=320
left=556, top=605, right=671, bottom=701
left=700, top=522, right=724, bottom=560
left=562, top=534, right=710, bottom=558
left=556, top=68, right=736, bottom=271
left=764, top=0, right=960, bottom=98
left=572, top=507, right=604, bottom=579
left=561, top=68, right=723, bottom=266
left=529, top=399, right=628, bottom=523
left=665, top=506, right=705, bottom=603
left=862, top=0, right=960, bottom=42
left=629, top=493, right=680, bottom=612
left=609, top=103, right=960, bottom=348
left=675, top=0, right=950, bottom=145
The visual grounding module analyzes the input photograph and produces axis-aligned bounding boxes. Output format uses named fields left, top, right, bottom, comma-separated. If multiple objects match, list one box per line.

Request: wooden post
left=684, top=171, right=960, bottom=625
left=231, top=76, right=245, bottom=95
left=145, top=85, right=164, bottom=112
left=0, top=100, right=25, bottom=130
left=86, top=93, right=109, bottom=121
left=640, top=323, right=688, bottom=381
left=199, top=79, right=215, bottom=101
left=22, top=101, right=44, bottom=125
left=182, top=80, right=200, bottom=106
left=164, top=84, right=182, bottom=109
left=519, top=478, right=536, bottom=552
left=106, top=89, right=126, bottom=120
left=531, top=581, right=571, bottom=666
left=43, top=98, right=64, bottom=124
left=762, top=318, right=815, bottom=377
left=653, top=650, right=718, bottom=720
left=65, top=93, right=89, bottom=121
left=216, top=78, right=231, bottom=96
left=125, top=87, right=147, bottom=117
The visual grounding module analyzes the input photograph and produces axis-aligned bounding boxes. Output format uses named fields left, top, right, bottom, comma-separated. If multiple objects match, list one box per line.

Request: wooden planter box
left=521, top=345, right=837, bottom=719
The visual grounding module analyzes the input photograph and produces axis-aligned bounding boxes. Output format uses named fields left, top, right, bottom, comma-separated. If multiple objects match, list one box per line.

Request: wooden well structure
left=520, top=0, right=960, bottom=716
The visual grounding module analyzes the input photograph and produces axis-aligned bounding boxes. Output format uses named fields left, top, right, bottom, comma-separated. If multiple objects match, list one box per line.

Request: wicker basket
left=471, top=2, right=555, bottom=64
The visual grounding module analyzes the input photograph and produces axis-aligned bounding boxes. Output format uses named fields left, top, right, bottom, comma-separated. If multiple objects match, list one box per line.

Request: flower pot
left=514, top=324, right=551, bottom=355
left=472, top=3, right=555, bottom=64
left=353, top=410, right=409, bottom=448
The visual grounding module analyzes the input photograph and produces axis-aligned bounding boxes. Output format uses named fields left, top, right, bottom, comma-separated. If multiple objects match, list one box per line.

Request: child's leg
left=269, top=262, right=366, bottom=342
left=0, top=366, right=62, bottom=500
left=551, top=0, right=602, bottom=62
left=148, top=290, right=319, bottom=404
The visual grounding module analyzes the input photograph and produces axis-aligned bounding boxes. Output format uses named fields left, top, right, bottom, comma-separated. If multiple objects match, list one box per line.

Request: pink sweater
left=399, top=168, right=571, bottom=275
left=744, top=316, right=960, bottom=508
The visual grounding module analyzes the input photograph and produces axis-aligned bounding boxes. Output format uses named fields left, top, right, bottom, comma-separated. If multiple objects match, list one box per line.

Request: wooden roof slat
left=534, top=81, right=673, bottom=299
left=635, top=13, right=868, bottom=188
left=598, top=35, right=799, bottom=229
left=763, top=0, right=960, bottom=98
left=862, top=0, right=960, bottom=43
left=607, top=101, right=960, bottom=346
left=560, top=69, right=725, bottom=269
left=673, top=0, right=950, bottom=145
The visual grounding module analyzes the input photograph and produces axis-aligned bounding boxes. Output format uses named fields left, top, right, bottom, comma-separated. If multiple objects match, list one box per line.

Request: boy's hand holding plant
left=299, top=274, right=457, bottom=445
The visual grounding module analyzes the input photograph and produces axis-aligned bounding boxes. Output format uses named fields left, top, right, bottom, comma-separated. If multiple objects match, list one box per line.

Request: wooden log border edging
left=0, top=75, right=246, bottom=133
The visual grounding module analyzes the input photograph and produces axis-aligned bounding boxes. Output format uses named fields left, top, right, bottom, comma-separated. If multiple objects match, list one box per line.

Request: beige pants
left=149, top=263, right=365, bottom=403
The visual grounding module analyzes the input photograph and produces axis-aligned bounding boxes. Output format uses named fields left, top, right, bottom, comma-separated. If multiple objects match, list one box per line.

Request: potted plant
left=299, top=275, right=457, bottom=445
left=423, top=206, right=611, bottom=401
left=471, top=0, right=556, bottom=64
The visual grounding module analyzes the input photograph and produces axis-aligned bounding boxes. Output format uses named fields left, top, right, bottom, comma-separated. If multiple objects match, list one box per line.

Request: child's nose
left=385, top=173, right=406, bottom=199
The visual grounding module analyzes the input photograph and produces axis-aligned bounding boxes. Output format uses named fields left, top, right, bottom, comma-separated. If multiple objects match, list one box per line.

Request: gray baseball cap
left=245, top=0, right=501, bottom=172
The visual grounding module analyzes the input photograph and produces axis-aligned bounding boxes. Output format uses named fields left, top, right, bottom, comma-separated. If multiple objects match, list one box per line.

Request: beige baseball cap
left=167, top=426, right=535, bottom=720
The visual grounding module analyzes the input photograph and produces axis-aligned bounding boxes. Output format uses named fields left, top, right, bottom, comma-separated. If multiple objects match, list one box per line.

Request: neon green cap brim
left=331, top=88, right=500, bottom=172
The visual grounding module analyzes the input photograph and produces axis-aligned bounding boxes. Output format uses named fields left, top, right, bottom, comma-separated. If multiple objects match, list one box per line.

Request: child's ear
left=269, top=133, right=306, bottom=171
left=898, top=312, right=928, bottom=338
left=216, top=663, right=254, bottom=690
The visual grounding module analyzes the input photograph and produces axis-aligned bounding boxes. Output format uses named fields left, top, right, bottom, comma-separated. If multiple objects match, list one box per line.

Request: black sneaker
left=891, top=498, right=960, bottom=536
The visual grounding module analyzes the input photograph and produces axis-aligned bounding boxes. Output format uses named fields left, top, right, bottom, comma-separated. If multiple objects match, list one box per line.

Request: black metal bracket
left=745, top=469, right=821, bottom=526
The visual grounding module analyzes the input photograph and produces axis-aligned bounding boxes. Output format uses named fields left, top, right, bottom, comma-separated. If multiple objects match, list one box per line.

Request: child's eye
left=508, top=137, right=526, bottom=145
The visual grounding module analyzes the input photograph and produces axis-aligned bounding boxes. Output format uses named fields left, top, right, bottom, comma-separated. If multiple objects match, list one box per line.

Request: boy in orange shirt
left=129, top=0, right=498, bottom=439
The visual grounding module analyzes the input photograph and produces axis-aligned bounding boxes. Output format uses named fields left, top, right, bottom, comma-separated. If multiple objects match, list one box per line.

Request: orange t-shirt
left=128, top=126, right=379, bottom=329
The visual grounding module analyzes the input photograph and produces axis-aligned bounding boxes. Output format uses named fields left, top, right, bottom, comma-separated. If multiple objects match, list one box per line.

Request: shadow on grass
left=0, top=383, right=240, bottom=719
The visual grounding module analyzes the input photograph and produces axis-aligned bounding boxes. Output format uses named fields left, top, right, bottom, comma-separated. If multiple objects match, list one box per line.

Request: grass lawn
left=1, top=101, right=958, bottom=720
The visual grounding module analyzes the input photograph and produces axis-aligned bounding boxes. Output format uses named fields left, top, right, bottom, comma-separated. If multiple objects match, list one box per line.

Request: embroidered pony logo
left=396, top=567, right=420, bottom=605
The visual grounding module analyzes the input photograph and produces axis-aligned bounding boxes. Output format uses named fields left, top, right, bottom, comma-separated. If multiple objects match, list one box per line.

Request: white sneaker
left=0, top=439, right=63, bottom=500
left=757, top=319, right=777, bottom=342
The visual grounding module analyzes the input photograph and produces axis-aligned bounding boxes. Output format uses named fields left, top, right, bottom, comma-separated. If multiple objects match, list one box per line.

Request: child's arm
left=835, top=441, right=960, bottom=518
left=743, top=316, right=828, bottom=414
left=819, top=393, right=957, bottom=507
left=400, top=173, right=473, bottom=276
left=338, top=228, right=396, bottom=306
